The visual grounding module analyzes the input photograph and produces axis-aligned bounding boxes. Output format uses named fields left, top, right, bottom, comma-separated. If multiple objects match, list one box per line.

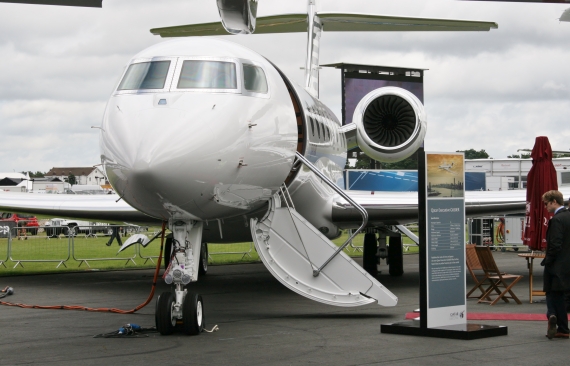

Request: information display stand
left=381, top=148, right=508, bottom=339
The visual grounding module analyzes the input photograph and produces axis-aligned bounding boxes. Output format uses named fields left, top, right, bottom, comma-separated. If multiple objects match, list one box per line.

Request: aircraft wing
left=332, top=188, right=570, bottom=228
left=2, top=186, right=567, bottom=229
left=150, top=12, right=498, bottom=37
left=0, top=192, right=159, bottom=224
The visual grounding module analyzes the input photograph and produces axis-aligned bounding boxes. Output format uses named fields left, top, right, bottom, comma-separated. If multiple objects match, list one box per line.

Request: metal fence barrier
left=72, top=232, right=138, bottom=269
left=344, top=226, right=420, bottom=253
left=207, top=242, right=254, bottom=262
left=0, top=225, right=261, bottom=272
left=137, top=243, right=159, bottom=265
left=0, top=237, right=8, bottom=268
left=9, top=227, right=70, bottom=269
left=1, top=224, right=401, bottom=272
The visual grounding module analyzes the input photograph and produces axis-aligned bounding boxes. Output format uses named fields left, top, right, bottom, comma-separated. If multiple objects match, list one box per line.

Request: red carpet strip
left=405, top=312, right=570, bottom=321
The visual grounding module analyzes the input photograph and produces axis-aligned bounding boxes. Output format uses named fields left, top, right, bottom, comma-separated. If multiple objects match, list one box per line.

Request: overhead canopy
left=460, top=0, right=570, bottom=22
left=151, top=12, right=498, bottom=37
left=0, top=0, right=103, bottom=8
left=0, top=0, right=101, bottom=7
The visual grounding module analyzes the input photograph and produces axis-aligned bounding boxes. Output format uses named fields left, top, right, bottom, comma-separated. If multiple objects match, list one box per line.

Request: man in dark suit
left=567, top=197, right=570, bottom=313
left=541, top=190, right=570, bottom=339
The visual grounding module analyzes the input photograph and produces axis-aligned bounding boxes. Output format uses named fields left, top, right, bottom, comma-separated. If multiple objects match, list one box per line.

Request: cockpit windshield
left=243, top=64, right=268, bottom=93
left=117, top=61, right=171, bottom=90
left=177, top=60, right=237, bottom=89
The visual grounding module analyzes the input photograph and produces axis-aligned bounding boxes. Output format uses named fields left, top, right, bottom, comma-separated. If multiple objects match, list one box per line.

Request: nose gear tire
left=155, top=292, right=176, bottom=335
left=183, top=293, right=204, bottom=335
left=199, top=242, right=208, bottom=276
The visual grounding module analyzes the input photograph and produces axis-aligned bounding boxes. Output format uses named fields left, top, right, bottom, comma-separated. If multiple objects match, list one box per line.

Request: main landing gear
left=155, top=220, right=205, bottom=335
left=362, top=227, right=404, bottom=277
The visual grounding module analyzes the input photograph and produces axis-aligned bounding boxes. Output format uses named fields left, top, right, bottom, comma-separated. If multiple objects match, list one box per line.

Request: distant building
left=0, top=177, right=29, bottom=192
left=465, top=157, right=570, bottom=189
left=31, top=177, right=70, bottom=194
left=45, top=167, right=107, bottom=186
left=0, top=172, right=32, bottom=192
left=0, top=172, right=29, bottom=180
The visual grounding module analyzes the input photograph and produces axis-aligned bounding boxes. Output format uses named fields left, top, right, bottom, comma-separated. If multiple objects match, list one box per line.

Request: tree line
left=20, top=171, right=77, bottom=185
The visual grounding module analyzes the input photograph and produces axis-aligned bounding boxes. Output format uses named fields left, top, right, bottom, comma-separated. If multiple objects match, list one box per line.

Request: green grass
left=0, top=229, right=418, bottom=276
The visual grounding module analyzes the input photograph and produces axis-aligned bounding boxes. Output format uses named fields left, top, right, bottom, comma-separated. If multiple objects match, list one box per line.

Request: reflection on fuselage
left=101, top=38, right=298, bottom=222
left=100, top=38, right=347, bottom=240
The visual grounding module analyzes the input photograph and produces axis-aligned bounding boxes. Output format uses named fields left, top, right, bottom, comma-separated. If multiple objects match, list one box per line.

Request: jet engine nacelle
left=353, top=87, right=426, bottom=163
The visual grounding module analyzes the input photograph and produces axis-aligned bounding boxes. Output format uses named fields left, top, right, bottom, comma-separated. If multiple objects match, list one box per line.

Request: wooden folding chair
left=465, top=244, right=491, bottom=300
left=475, top=246, right=523, bottom=305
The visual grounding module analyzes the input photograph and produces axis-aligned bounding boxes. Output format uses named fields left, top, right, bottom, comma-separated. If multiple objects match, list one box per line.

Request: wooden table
left=518, top=252, right=546, bottom=303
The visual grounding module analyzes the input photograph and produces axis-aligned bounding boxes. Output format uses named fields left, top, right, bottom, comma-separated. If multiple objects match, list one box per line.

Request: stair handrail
left=279, top=184, right=295, bottom=210
left=293, top=152, right=368, bottom=277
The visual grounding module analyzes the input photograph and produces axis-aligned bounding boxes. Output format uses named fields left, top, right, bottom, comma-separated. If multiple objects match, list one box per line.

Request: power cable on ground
left=0, top=222, right=167, bottom=314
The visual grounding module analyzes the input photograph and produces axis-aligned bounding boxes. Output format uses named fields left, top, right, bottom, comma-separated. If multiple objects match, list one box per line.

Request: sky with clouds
left=0, top=0, right=569, bottom=173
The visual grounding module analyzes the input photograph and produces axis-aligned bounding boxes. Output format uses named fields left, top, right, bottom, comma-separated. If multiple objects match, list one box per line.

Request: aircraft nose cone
left=105, top=105, right=185, bottom=169
left=100, top=91, right=297, bottom=221
left=100, top=96, right=248, bottom=220
left=132, top=159, right=150, bottom=172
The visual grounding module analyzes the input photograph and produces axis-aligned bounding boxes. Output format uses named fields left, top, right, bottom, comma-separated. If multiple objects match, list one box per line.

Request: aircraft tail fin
left=304, top=1, right=321, bottom=98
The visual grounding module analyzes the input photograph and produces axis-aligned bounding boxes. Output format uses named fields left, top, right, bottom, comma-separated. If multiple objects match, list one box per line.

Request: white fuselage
left=100, top=38, right=346, bottom=241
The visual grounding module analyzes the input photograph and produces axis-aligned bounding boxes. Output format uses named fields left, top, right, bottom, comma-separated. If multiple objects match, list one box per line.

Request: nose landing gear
left=155, top=220, right=205, bottom=336
left=155, top=292, right=176, bottom=335
left=182, top=292, right=204, bottom=335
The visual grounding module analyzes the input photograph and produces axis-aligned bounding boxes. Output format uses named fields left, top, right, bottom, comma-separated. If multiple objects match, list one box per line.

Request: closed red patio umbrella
left=523, top=136, right=558, bottom=251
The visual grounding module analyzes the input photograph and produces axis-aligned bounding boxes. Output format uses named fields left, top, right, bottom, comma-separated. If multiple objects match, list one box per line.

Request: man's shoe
left=547, top=315, right=557, bottom=339
left=554, top=332, right=569, bottom=338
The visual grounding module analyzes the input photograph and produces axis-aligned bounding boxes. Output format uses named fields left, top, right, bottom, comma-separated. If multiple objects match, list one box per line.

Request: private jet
left=438, top=162, right=455, bottom=174
left=2, top=0, right=564, bottom=336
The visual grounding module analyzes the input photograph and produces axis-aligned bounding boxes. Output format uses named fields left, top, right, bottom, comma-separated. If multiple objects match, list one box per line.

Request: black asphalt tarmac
left=0, top=252, right=568, bottom=365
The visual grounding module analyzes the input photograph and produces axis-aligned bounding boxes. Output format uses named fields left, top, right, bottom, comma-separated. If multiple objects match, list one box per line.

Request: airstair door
left=251, top=196, right=398, bottom=307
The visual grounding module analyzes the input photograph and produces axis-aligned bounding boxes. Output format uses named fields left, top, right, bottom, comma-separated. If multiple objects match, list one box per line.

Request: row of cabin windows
left=307, top=107, right=345, bottom=149
left=117, top=60, right=268, bottom=94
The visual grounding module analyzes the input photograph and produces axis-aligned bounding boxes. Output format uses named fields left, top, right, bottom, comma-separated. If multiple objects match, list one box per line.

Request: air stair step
left=251, top=197, right=398, bottom=307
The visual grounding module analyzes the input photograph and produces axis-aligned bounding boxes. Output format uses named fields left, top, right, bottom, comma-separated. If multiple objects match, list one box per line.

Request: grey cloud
left=0, top=0, right=569, bottom=172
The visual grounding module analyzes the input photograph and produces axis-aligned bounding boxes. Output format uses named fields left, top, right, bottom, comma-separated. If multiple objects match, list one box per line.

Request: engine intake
left=353, top=87, right=426, bottom=163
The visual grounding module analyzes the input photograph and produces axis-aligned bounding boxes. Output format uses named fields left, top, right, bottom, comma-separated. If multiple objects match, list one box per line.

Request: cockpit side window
left=243, top=64, right=268, bottom=93
left=178, top=61, right=237, bottom=89
left=117, top=61, right=171, bottom=90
